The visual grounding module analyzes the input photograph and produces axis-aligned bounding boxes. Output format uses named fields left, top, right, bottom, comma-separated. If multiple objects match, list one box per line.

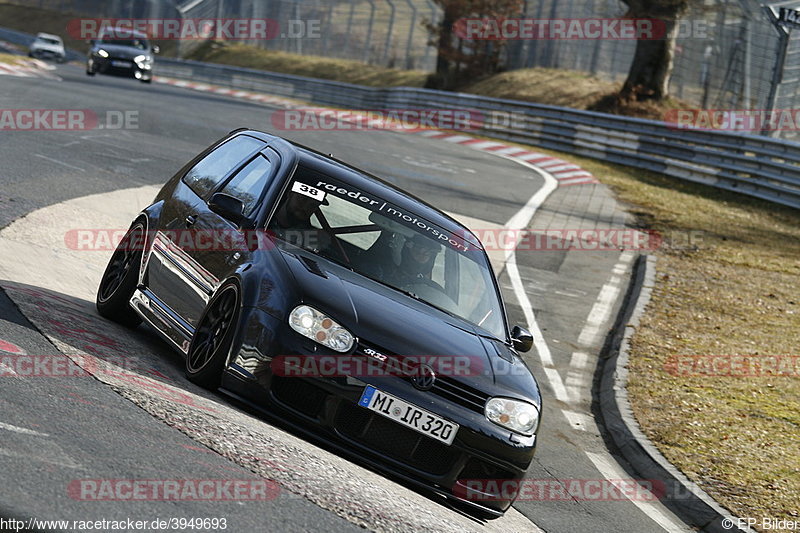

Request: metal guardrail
left=2, top=18, right=797, bottom=210
left=156, top=57, right=800, bottom=210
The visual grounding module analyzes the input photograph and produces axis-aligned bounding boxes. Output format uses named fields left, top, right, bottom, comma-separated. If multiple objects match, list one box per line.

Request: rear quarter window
left=183, top=136, right=265, bottom=199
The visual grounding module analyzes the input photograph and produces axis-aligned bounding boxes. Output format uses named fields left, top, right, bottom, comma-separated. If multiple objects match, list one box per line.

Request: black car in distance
left=97, top=129, right=542, bottom=517
left=86, top=27, right=158, bottom=83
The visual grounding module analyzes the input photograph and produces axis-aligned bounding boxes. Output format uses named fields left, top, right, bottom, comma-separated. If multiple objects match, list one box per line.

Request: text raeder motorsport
left=313, top=180, right=471, bottom=251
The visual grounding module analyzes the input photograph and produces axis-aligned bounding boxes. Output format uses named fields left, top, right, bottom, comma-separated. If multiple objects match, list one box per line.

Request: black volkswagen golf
left=97, top=129, right=542, bottom=516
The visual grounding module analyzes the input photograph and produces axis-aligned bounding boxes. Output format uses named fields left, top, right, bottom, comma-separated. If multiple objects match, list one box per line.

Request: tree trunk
left=620, top=1, right=687, bottom=101
left=435, top=4, right=459, bottom=76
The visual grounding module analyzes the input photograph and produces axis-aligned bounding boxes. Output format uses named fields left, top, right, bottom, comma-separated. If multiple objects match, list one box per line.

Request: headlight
left=485, top=397, right=539, bottom=435
left=96, top=49, right=109, bottom=58
left=289, top=305, right=354, bottom=352
left=134, top=55, right=152, bottom=69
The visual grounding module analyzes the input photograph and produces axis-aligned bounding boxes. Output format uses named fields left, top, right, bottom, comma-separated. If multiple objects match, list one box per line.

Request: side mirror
left=209, top=193, right=246, bottom=225
left=511, top=325, right=533, bottom=353
left=152, top=45, right=160, bottom=54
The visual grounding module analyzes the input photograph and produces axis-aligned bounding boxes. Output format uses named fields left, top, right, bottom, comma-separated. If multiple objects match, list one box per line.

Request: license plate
left=111, top=60, right=132, bottom=68
left=358, top=386, right=458, bottom=445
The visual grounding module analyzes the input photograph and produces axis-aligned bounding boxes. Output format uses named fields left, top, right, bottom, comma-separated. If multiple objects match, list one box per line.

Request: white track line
left=466, top=141, right=506, bottom=150
left=498, top=156, right=569, bottom=403
left=586, top=452, right=688, bottom=532
left=33, top=154, right=85, bottom=172
left=562, top=409, right=596, bottom=431
left=0, top=421, right=49, bottom=437
left=441, top=135, right=474, bottom=143
left=492, top=154, right=681, bottom=531
left=566, top=251, right=636, bottom=402
left=577, top=251, right=635, bottom=347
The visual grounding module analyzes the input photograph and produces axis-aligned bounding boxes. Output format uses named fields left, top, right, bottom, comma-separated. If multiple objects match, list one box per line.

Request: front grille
left=430, top=377, right=489, bottom=413
left=356, top=342, right=490, bottom=414
left=271, top=376, right=328, bottom=418
left=335, top=402, right=458, bottom=475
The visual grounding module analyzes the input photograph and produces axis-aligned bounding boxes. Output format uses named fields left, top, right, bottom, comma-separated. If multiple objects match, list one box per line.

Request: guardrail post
left=363, top=0, right=376, bottom=64
left=422, top=0, right=438, bottom=71
left=382, top=0, right=396, bottom=66
left=402, top=0, right=418, bottom=70
left=762, top=6, right=792, bottom=137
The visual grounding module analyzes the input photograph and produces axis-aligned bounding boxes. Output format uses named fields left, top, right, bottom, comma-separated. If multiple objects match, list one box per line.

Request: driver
left=392, top=234, right=443, bottom=285
left=270, top=192, right=331, bottom=252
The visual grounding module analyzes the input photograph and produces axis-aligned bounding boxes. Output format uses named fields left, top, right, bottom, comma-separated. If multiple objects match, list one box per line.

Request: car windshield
left=37, top=37, right=61, bottom=45
left=268, top=165, right=507, bottom=339
left=99, top=38, right=149, bottom=49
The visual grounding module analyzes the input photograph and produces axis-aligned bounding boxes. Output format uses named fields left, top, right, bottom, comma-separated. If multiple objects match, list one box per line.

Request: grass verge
left=0, top=51, right=25, bottom=65
left=541, top=149, right=800, bottom=530
left=187, top=41, right=429, bottom=88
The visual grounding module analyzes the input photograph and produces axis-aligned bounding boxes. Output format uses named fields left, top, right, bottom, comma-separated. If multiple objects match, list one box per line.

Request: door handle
left=185, top=215, right=197, bottom=226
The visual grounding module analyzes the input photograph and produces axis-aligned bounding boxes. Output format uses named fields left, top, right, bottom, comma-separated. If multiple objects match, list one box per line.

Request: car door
left=182, top=148, right=283, bottom=322
left=146, top=135, right=265, bottom=327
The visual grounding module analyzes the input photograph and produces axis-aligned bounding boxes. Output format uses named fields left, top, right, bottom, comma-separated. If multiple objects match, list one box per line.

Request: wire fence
left=17, top=0, right=443, bottom=70
left=504, top=1, right=795, bottom=127
left=6, top=0, right=800, bottom=140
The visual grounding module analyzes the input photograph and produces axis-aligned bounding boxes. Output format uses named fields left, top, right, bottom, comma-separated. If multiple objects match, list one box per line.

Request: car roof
left=238, top=129, right=484, bottom=250
left=36, top=33, right=62, bottom=41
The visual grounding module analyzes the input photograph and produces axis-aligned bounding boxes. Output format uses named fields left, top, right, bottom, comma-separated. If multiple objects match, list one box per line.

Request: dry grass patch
left=594, top=161, right=800, bottom=529
left=0, top=52, right=25, bottom=65
left=474, top=139, right=800, bottom=528
left=462, top=68, right=617, bottom=109
left=188, top=41, right=429, bottom=88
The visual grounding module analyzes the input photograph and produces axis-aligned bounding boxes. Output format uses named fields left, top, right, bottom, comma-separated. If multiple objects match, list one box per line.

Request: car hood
left=277, top=249, right=539, bottom=401
left=94, top=45, right=148, bottom=59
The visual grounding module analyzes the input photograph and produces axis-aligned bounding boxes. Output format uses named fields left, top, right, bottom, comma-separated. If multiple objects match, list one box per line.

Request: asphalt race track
left=0, top=63, right=691, bottom=532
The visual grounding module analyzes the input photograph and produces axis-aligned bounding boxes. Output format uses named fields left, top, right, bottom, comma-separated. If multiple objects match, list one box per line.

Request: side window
left=183, top=136, right=264, bottom=198
left=218, top=154, right=274, bottom=217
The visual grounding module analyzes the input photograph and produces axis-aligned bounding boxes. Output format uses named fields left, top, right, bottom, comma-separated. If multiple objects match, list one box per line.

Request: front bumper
left=30, top=49, right=64, bottom=61
left=88, top=57, right=152, bottom=80
left=223, top=307, right=538, bottom=515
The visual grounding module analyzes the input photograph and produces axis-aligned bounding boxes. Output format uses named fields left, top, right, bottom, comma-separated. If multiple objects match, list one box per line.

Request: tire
left=96, top=222, right=144, bottom=327
left=185, top=283, right=241, bottom=390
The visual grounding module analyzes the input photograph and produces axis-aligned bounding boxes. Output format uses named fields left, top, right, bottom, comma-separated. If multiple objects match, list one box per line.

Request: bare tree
left=619, top=0, right=689, bottom=101
left=426, top=0, right=523, bottom=89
